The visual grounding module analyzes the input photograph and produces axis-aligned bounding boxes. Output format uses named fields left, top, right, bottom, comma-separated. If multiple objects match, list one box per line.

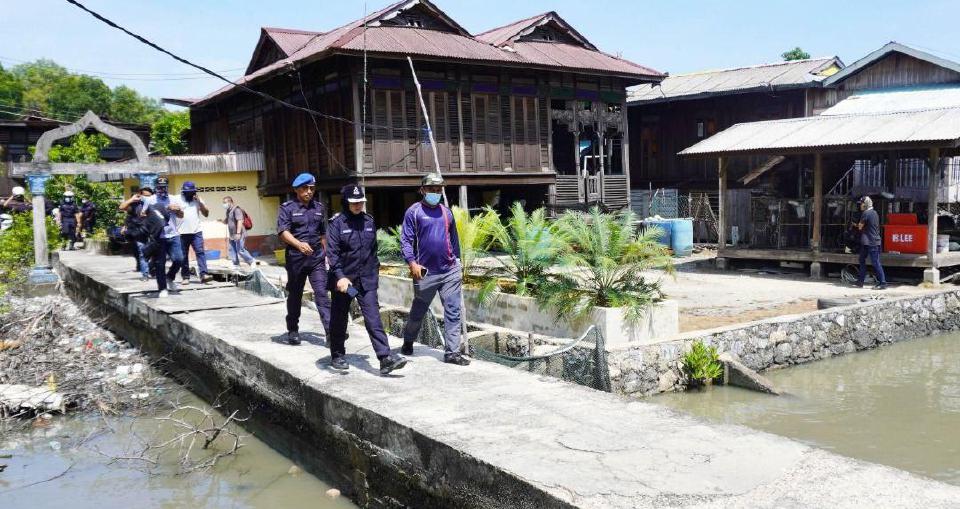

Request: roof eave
left=628, top=81, right=820, bottom=106
left=680, top=139, right=960, bottom=159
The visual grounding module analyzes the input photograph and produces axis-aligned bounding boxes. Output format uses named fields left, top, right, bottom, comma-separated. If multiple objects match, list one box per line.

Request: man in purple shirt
left=400, top=173, right=470, bottom=366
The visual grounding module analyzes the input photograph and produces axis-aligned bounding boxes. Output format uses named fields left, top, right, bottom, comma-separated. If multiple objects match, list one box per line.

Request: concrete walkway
left=56, top=251, right=960, bottom=508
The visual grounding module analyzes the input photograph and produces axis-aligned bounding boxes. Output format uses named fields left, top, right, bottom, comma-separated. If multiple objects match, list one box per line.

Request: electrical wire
left=63, top=0, right=418, bottom=133
left=0, top=55, right=244, bottom=77
left=296, top=70, right=348, bottom=172
left=0, top=107, right=77, bottom=123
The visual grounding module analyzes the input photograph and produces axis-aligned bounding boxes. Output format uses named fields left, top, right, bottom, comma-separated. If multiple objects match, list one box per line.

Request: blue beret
left=292, top=173, right=316, bottom=188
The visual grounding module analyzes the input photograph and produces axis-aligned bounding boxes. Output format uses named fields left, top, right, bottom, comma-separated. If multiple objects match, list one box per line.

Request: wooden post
left=456, top=87, right=466, bottom=172
left=352, top=79, right=364, bottom=178
left=928, top=147, right=941, bottom=272
left=458, top=185, right=468, bottom=210
left=621, top=100, right=632, bottom=211
left=717, top=157, right=728, bottom=250
left=812, top=153, right=823, bottom=252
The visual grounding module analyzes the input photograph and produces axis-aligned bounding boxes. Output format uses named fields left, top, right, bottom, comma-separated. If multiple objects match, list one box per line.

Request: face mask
left=183, top=192, right=196, bottom=202
left=64, top=197, right=74, bottom=203
left=222, top=203, right=230, bottom=210
left=424, top=192, right=442, bottom=206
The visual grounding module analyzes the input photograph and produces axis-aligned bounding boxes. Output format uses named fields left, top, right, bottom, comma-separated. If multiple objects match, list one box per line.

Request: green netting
left=470, top=326, right=612, bottom=392
left=237, top=269, right=285, bottom=299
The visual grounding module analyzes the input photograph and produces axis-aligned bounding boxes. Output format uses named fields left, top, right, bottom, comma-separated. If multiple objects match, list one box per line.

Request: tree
left=10, top=59, right=162, bottom=124
left=47, top=74, right=112, bottom=120
left=110, top=85, right=163, bottom=124
left=45, top=132, right=111, bottom=163
left=0, top=64, right=24, bottom=120
left=151, top=110, right=190, bottom=155
left=782, top=47, right=811, bottom=61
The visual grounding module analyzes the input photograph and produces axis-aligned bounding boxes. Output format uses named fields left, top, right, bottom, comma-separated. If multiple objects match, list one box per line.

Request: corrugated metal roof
left=628, top=57, right=840, bottom=104
left=822, top=85, right=960, bottom=115
left=679, top=107, right=960, bottom=156
left=823, top=41, right=960, bottom=87
left=196, top=0, right=662, bottom=107
left=474, top=12, right=547, bottom=47
left=263, top=28, right=322, bottom=56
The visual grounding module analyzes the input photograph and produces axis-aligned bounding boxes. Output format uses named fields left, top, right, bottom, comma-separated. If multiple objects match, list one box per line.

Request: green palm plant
left=451, top=205, right=498, bottom=278
left=539, top=207, right=674, bottom=325
left=485, top=203, right=565, bottom=298
left=376, top=226, right=403, bottom=262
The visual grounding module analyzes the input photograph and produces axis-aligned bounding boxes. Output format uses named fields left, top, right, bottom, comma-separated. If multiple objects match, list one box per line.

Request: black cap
left=156, top=176, right=169, bottom=188
left=341, top=184, right=366, bottom=203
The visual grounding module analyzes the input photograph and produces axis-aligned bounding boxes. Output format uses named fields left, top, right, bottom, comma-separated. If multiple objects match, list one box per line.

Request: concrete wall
left=377, top=274, right=679, bottom=346
left=123, top=171, right=281, bottom=256
left=608, top=290, right=960, bottom=396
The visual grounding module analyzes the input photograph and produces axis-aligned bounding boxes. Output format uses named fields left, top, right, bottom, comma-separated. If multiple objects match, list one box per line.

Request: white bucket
left=937, top=234, right=950, bottom=253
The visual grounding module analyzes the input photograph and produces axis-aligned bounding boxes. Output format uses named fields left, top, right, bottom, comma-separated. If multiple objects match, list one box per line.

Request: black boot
left=287, top=331, right=301, bottom=345
left=330, top=355, right=349, bottom=370
left=400, top=342, right=414, bottom=356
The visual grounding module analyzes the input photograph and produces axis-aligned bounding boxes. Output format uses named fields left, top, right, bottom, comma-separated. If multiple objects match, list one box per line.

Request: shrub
left=484, top=203, right=564, bottom=298
left=682, top=340, right=723, bottom=384
left=0, top=212, right=59, bottom=292
left=376, top=226, right=403, bottom=262
left=538, top=207, right=674, bottom=324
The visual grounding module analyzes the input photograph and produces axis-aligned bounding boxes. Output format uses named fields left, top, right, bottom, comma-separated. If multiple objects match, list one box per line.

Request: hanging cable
left=63, top=0, right=418, bottom=133
left=296, top=70, right=348, bottom=173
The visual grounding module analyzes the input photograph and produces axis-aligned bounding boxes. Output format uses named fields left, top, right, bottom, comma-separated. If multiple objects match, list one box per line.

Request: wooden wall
left=809, top=52, right=960, bottom=113
left=191, top=56, right=632, bottom=201
left=628, top=89, right=806, bottom=191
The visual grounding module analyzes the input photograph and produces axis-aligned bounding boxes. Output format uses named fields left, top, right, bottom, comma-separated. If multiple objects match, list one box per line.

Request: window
left=696, top=120, right=705, bottom=139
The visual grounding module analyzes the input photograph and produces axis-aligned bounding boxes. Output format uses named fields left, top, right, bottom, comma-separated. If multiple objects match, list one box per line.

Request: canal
left=655, top=331, right=960, bottom=486
left=1, top=393, right=357, bottom=508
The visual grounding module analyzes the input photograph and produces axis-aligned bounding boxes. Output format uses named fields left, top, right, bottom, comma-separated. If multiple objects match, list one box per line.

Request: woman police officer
left=326, top=184, right=407, bottom=374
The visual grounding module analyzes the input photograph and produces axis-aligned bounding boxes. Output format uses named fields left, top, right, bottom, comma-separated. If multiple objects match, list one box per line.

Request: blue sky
left=3, top=0, right=960, bottom=106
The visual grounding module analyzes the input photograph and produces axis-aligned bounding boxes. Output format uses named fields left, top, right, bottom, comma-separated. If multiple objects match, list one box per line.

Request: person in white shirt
left=171, top=181, right=211, bottom=284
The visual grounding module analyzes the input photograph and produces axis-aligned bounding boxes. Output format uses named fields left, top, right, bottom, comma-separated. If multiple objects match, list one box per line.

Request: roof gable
left=367, top=0, right=470, bottom=36
left=246, top=28, right=321, bottom=74
left=477, top=12, right=595, bottom=50
left=823, top=42, right=960, bottom=87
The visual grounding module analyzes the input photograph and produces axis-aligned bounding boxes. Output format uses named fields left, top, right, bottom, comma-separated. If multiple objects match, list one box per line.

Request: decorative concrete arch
left=32, top=110, right=150, bottom=163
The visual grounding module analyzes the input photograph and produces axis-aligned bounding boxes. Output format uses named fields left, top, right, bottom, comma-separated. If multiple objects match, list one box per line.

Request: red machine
left=886, top=213, right=918, bottom=226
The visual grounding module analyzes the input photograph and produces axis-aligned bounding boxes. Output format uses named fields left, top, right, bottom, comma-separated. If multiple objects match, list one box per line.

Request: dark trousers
left=402, top=265, right=463, bottom=356
left=155, top=235, right=185, bottom=291
left=285, top=253, right=331, bottom=335
left=858, top=245, right=887, bottom=285
left=180, top=232, right=208, bottom=278
left=329, top=279, right=391, bottom=360
left=60, top=221, right=77, bottom=249
left=134, top=241, right=150, bottom=276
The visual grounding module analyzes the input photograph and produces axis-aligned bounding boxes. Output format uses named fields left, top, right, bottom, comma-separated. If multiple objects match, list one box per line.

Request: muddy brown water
left=0, top=394, right=357, bottom=508
left=655, top=331, right=960, bottom=485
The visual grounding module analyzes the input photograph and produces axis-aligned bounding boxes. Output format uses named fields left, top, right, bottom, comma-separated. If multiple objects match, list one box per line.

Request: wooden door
left=472, top=94, right=502, bottom=172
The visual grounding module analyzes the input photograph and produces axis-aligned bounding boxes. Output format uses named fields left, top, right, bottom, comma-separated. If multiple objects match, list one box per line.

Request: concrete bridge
left=56, top=250, right=960, bottom=508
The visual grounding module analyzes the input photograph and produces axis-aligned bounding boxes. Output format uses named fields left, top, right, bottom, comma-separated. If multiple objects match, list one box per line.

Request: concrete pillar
left=927, top=147, right=940, bottom=282
left=810, top=261, right=824, bottom=279
left=716, top=257, right=730, bottom=271
left=717, top=158, right=728, bottom=249
left=924, top=267, right=941, bottom=285
left=26, top=172, right=58, bottom=290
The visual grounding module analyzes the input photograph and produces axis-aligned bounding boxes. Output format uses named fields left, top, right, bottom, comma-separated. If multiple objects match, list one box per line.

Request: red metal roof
left=196, top=0, right=663, bottom=107
left=263, top=28, right=322, bottom=56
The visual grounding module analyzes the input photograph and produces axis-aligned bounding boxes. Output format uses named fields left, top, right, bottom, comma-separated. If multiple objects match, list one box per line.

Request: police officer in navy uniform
left=277, top=172, right=331, bottom=345
left=327, top=184, right=407, bottom=374
left=58, top=191, right=81, bottom=250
